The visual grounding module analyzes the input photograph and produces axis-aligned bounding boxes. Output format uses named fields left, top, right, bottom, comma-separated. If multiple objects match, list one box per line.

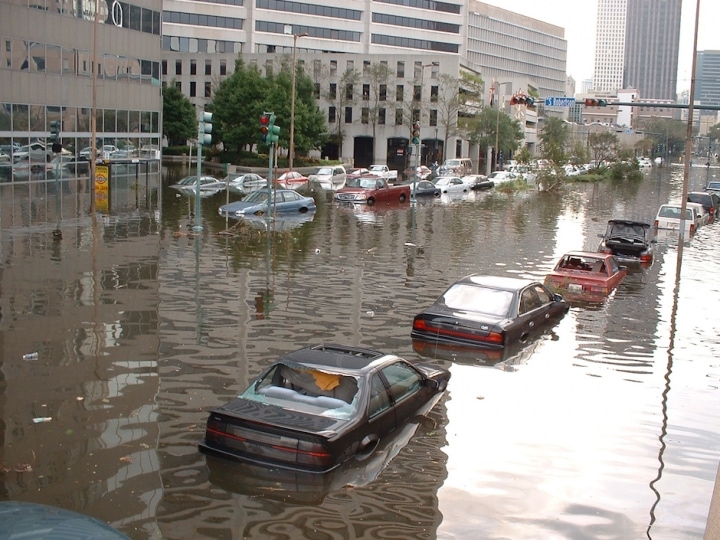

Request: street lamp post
left=285, top=26, right=308, bottom=172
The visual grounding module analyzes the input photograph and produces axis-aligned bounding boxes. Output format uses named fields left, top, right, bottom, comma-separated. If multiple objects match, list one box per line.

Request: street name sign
left=544, top=97, right=575, bottom=107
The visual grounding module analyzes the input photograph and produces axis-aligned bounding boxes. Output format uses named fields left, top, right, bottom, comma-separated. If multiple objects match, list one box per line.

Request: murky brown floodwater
left=1, top=164, right=719, bottom=539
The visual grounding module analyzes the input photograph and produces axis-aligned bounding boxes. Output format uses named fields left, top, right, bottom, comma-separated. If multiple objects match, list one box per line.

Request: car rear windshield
left=244, top=363, right=361, bottom=420
left=658, top=206, right=692, bottom=219
left=442, top=283, right=513, bottom=317
left=608, top=223, right=648, bottom=237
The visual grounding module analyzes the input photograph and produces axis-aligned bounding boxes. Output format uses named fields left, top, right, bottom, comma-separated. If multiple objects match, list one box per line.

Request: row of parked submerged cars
left=192, top=173, right=720, bottom=494
left=197, top=216, right=674, bottom=481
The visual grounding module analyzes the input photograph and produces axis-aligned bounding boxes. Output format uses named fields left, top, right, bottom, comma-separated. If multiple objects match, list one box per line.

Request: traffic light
left=411, top=121, right=420, bottom=145
left=584, top=98, right=608, bottom=107
left=259, top=113, right=270, bottom=143
left=510, top=94, right=535, bottom=106
left=266, top=113, right=280, bottom=144
left=198, top=111, right=212, bottom=146
left=49, top=120, right=60, bottom=143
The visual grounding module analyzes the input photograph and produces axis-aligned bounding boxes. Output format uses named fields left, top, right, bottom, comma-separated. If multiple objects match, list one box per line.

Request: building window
left=413, top=85, right=421, bottom=102
left=314, top=59, right=321, bottom=78
left=397, top=61, right=404, bottom=78
left=362, top=84, right=370, bottom=100
left=346, top=60, right=354, bottom=72
left=314, top=83, right=320, bottom=98
left=455, top=139, right=462, bottom=158
left=205, top=81, right=211, bottom=98
left=395, top=108, right=403, bottom=126
left=412, top=109, right=419, bottom=122
left=380, top=84, right=387, bottom=101
left=329, top=106, right=336, bottom=124
left=396, top=85, right=403, bottom=102
left=220, top=60, right=226, bottom=75
left=175, top=80, right=181, bottom=90
left=361, top=107, right=369, bottom=124
left=205, top=60, right=211, bottom=75
left=330, top=60, right=337, bottom=75
left=190, top=81, right=196, bottom=97
left=363, top=60, right=370, bottom=74
left=429, top=109, right=437, bottom=127
left=431, top=85, right=438, bottom=103
left=190, top=59, right=196, bottom=75
left=345, top=106, right=352, bottom=123
left=175, top=59, right=182, bottom=75
left=162, top=60, right=167, bottom=76
left=345, top=84, right=353, bottom=100
left=379, top=108, right=386, bottom=125
left=329, top=83, right=337, bottom=100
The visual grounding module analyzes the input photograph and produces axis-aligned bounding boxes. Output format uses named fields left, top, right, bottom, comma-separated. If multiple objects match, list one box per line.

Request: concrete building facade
left=0, top=0, right=163, bottom=175
left=593, top=0, right=626, bottom=94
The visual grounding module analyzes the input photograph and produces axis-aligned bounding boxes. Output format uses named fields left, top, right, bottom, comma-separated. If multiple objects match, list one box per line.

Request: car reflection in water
left=236, top=212, right=316, bottom=232
left=204, top=415, right=429, bottom=505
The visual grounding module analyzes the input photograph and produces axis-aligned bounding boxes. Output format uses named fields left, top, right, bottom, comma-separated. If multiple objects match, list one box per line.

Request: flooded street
left=1, top=164, right=720, bottom=539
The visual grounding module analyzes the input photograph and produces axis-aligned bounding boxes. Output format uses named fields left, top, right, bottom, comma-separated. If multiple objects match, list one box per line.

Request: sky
left=480, top=0, right=720, bottom=94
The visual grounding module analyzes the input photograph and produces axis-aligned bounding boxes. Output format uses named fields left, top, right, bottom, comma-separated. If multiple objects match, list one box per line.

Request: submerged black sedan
left=411, top=275, right=568, bottom=349
left=199, top=344, right=450, bottom=473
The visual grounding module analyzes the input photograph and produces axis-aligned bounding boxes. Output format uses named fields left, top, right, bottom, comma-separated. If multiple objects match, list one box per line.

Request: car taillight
left=690, top=223, right=695, bottom=235
left=653, top=220, right=659, bottom=228
left=640, top=253, right=652, bottom=262
left=413, top=318, right=504, bottom=345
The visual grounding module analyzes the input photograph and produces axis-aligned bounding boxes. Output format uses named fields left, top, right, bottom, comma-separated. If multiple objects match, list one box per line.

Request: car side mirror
left=553, top=294, right=564, bottom=302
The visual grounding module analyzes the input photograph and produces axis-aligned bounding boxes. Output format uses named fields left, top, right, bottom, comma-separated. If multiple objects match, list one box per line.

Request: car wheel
left=299, top=207, right=308, bottom=213
left=367, top=198, right=376, bottom=206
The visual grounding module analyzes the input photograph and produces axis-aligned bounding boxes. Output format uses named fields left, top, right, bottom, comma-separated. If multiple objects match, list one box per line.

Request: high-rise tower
left=593, top=0, right=627, bottom=93
left=623, top=0, right=682, bottom=100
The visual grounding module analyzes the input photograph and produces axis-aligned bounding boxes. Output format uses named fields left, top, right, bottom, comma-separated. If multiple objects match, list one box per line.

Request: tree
left=319, top=68, right=360, bottom=156
left=162, top=81, right=196, bottom=147
left=539, top=116, right=569, bottom=166
left=366, top=62, right=394, bottom=160
left=465, top=107, right=523, bottom=161
left=435, top=72, right=483, bottom=155
left=635, top=117, right=687, bottom=159
left=210, top=60, right=269, bottom=153
left=587, top=131, right=618, bottom=167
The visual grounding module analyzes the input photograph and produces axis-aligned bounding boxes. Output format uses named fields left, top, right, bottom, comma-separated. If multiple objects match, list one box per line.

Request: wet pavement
left=1, top=164, right=720, bottom=539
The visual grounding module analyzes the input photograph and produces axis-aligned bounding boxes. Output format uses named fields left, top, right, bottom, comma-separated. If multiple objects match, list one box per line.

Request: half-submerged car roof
left=281, top=344, right=390, bottom=372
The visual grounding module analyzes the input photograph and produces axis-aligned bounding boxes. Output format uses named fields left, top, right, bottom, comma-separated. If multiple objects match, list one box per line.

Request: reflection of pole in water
left=194, top=234, right=202, bottom=344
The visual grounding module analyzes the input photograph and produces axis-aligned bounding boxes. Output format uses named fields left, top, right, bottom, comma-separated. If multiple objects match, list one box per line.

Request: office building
left=696, top=50, right=720, bottom=112
left=593, top=0, right=626, bottom=93
left=623, top=0, right=681, bottom=101
left=0, top=0, right=164, bottom=177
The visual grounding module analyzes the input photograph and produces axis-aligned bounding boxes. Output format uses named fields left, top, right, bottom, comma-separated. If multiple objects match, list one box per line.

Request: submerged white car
left=308, top=166, right=347, bottom=191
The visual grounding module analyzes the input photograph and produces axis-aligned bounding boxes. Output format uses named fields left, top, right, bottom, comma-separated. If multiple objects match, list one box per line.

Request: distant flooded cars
left=412, top=275, right=568, bottom=349
left=199, top=344, right=450, bottom=472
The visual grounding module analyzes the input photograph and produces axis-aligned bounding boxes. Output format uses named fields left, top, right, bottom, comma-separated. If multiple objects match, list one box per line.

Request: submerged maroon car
left=199, top=344, right=450, bottom=472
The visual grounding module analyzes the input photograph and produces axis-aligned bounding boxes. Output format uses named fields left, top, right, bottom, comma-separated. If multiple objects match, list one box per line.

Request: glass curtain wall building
left=0, top=0, right=163, bottom=184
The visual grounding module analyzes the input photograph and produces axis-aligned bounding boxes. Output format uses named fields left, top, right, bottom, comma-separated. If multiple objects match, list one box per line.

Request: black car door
left=515, top=284, right=559, bottom=342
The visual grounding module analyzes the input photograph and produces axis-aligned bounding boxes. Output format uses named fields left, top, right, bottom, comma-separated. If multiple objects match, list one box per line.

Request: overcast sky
left=480, top=0, right=719, bottom=94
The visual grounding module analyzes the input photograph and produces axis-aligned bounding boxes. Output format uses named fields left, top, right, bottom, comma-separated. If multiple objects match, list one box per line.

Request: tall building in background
left=593, top=0, right=626, bottom=93
left=696, top=50, right=720, bottom=110
left=623, top=0, right=682, bottom=100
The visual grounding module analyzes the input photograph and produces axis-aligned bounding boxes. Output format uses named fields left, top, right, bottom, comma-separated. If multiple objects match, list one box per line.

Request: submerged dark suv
left=688, top=191, right=720, bottom=222
left=597, top=219, right=655, bottom=265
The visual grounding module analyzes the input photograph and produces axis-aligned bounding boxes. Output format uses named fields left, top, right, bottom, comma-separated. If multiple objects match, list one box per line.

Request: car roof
left=460, top=274, right=537, bottom=291
left=607, top=219, right=650, bottom=227
left=280, top=344, right=391, bottom=372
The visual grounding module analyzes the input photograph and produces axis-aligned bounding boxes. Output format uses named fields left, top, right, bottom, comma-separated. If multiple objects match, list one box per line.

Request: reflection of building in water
left=0, top=206, right=163, bottom=526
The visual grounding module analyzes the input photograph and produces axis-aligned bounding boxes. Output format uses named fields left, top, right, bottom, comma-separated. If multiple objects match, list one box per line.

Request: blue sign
left=544, top=97, right=576, bottom=107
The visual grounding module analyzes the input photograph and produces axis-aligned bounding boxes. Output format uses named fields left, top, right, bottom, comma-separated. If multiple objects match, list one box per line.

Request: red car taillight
left=413, top=318, right=504, bottom=345
left=653, top=220, right=659, bottom=228
left=640, top=253, right=653, bottom=262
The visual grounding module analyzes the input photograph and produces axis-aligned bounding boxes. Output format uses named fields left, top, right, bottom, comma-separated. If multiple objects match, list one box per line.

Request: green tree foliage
left=538, top=116, right=569, bottom=166
left=708, top=123, right=720, bottom=146
left=162, top=81, right=197, bottom=147
left=635, top=117, right=687, bottom=158
left=465, top=107, right=523, bottom=161
left=209, top=58, right=326, bottom=156
left=210, top=60, right=268, bottom=153
left=587, top=131, right=618, bottom=167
